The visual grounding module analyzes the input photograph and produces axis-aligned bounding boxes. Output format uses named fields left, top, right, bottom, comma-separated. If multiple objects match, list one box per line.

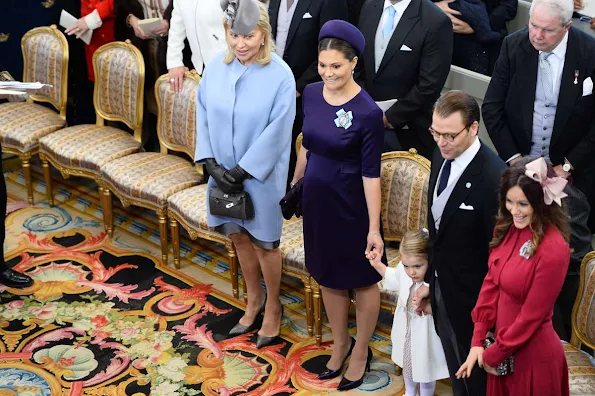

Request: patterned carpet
left=0, top=169, right=454, bottom=395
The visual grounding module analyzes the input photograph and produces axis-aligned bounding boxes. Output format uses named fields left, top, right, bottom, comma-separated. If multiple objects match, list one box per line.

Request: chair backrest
left=21, top=25, right=69, bottom=119
left=92, top=40, right=144, bottom=140
left=154, top=71, right=201, bottom=158
left=380, top=149, right=431, bottom=241
left=571, top=251, right=595, bottom=350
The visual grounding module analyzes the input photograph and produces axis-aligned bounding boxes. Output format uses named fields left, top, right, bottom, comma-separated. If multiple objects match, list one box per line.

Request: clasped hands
left=205, top=159, right=249, bottom=194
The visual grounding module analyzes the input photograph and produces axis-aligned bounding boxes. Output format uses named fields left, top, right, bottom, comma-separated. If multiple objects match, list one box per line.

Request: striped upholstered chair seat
left=167, top=183, right=211, bottom=232
left=39, top=125, right=141, bottom=176
left=566, top=251, right=595, bottom=394
left=101, top=152, right=202, bottom=208
left=0, top=102, right=66, bottom=153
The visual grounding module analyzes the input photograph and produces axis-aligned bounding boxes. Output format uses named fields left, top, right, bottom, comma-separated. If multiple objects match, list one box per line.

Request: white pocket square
left=400, top=44, right=412, bottom=51
left=303, top=12, right=312, bottom=19
left=459, top=203, right=474, bottom=210
left=583, top=77, right=593, bottom=97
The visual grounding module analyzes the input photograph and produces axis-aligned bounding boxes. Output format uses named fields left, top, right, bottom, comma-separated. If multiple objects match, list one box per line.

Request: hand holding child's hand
left=367, top=250, right=386, bottom=277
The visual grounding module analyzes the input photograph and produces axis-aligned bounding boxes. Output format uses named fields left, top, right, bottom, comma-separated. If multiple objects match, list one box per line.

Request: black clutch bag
left=279, top=179, right=303, bottom=220
left=209, top=187, right=255, bottom=220
left=483, top=336, right=514, bottom=376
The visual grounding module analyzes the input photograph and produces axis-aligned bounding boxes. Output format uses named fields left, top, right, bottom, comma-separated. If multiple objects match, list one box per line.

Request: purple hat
left=318, top=20, right=366, bottom=56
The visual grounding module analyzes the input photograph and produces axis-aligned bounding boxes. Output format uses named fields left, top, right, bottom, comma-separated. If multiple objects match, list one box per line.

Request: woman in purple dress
left=290, top=20, right=385, bottom=392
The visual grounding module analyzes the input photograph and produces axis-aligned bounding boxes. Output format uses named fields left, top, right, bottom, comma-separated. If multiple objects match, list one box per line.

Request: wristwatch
left=562, top=158, right=573, bottom=173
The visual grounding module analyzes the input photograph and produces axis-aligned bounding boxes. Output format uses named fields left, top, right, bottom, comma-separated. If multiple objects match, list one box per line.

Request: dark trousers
left=435, top=278, right=487, bottom=396
left=1, top=144, right=9, bottom=272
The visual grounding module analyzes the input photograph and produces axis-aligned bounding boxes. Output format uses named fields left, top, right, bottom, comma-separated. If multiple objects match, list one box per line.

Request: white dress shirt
left=434, top=137, right=481, bottom=198
left=381, top=0, right=411, bottom=38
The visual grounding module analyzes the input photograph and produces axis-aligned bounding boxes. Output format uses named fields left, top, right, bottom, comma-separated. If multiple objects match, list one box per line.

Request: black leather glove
left=205, top=158, right=242, bottom=194
left=224, top=165, right=250, bottom=184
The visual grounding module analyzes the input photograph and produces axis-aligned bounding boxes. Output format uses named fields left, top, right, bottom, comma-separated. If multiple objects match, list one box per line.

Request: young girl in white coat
left=369, top=229, right=449, bottom=396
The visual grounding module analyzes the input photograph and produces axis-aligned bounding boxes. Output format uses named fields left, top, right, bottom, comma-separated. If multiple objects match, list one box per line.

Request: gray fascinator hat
left=220, top=0, right=261, bottom=35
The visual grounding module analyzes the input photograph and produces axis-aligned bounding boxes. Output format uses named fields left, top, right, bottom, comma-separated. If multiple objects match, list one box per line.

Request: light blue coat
left=195, top=52, right=297, bottom=242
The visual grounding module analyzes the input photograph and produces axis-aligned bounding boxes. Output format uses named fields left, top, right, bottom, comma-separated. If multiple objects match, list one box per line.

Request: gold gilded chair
left=378, top=149, right=431, bottom=313
left=39, top=40, right=144, bottom=208
left=0, top=25, right=68, bottom=205
left=100, top=71, right=203, bottom=263
left=566, top=251, right=595, bottom=394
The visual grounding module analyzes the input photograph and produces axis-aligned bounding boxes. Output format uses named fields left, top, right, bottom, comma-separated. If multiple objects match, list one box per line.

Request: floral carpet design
left=0, top=170, right=454, bottom=395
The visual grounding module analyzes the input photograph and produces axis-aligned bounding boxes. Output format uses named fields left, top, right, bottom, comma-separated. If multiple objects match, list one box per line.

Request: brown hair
left=399, top=229, right=430, bottom=258
left=433, top=90, right=481, bottom=127
left=223, top=3, right=275, bottom=66
left=318, top=38, right=358, bottom=62
left=490, top=157, right=570, bottom=255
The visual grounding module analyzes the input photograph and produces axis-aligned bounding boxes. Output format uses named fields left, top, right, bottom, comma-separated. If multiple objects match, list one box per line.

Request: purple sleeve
left=361, top=108, right=384, bottom=178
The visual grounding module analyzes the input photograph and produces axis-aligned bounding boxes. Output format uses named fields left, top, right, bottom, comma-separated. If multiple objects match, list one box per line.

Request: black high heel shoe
left=228, top=293, right=267, bottom=336
left=318, top=337, right=356, bottom=380
left=255, top=302, right=284, bottom=348
left=337, top=347, right=373, bottom=392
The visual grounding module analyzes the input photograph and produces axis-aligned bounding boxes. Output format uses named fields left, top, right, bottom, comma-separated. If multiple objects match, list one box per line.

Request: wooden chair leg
left=21, top=156, right=34, bottom=205
left=242, top=275, right=248, bottom=303
left=170, top=218, right=180, bottom=269
left=313, top=281, right=322, bottom=346
left=304, top=277, right=313, bottom=337
left=41, top=158, right=54, bottom=207
left=102, top=187, right=114, bottom=238
left=229, top=250, right=239, bottom=299
left=158, top=211, right=168, bottom=264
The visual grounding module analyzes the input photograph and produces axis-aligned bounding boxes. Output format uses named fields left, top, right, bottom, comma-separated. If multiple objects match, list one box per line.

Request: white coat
left=385, top=263, right=450, bottom=383
left=166, top=0, right=226, bottom=73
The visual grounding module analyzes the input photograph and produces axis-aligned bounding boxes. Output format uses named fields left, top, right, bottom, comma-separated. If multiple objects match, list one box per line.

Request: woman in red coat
left=65, top=0, right=115, bottom=81
left=457, top=156, right=570, bottom=396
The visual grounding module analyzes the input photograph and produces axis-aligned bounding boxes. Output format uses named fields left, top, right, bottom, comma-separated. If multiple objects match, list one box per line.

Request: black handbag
left=209, top=187, right=255, bottom=220
left=279, top=178, right=303, bottom=220
left=483, top=336, right=514, bottom=376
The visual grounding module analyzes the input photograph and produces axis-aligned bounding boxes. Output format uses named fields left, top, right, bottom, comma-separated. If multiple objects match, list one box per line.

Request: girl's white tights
left=404, top=378, right=436, bottom=396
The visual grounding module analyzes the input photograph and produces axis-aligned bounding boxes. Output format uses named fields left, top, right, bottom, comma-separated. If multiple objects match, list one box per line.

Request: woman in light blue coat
left=194, top=0, right=296, bottom=348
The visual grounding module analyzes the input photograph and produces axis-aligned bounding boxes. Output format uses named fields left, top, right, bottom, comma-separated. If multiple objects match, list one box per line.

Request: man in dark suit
left=418, top=91, right=505, bottom=396
left=269, top=0, right=349, bottom=185
left=357, top=0, right=453, bottom=159
left=482, top=0, right=595, bottom=340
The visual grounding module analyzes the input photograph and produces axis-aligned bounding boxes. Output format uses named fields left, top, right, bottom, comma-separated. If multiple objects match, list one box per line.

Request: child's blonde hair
left=399, top=229, right=430, bottom=258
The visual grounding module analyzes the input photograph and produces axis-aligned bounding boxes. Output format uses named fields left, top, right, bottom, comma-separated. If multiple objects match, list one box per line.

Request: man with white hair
left=482, top=0, right=595, bottom=342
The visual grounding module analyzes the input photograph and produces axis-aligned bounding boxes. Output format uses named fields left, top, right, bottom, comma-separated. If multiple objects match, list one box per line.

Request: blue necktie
left=437, top=160, right=453, bottom=196
left=383, top=6, right=396, bottom=41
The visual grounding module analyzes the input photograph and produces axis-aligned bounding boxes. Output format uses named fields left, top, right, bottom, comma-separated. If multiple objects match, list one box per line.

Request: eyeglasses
left=428, top=126, right=467, bottom=142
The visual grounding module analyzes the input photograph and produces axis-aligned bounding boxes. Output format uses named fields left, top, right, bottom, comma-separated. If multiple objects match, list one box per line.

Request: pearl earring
left=261, top=42, right=264, bottom=46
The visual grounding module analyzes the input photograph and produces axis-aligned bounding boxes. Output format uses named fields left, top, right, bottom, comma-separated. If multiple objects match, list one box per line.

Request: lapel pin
left=466, top=182, right=471, bottom=188
left=574, top=70, right=579, bottom=85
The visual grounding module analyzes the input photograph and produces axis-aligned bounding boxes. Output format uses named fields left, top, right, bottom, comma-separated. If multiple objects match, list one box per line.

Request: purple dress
left=302, top=82, right=385, bottom=290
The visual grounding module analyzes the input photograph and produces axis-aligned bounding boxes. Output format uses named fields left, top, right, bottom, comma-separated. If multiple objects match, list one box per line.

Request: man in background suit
left=418, top=91, right=505, bottom=396
left=482, top=0, right=595, bottom=340
left=269, top=0, right=349, bottom=185
left=357, top=0, right=453, bottom=159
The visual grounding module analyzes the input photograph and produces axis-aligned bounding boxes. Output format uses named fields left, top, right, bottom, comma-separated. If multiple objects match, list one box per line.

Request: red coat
left=82, top=0, right=115, bottom=81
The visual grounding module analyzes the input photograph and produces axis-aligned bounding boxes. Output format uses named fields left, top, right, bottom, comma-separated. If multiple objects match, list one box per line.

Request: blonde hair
left=399, top=229, right=430, bottom=259
left=223, top=3, right=276, bottom=66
